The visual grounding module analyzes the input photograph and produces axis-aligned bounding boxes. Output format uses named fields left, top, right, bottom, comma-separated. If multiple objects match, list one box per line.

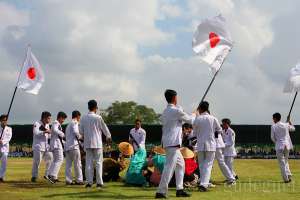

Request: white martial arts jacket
left=271, top=121, right=295, bottom=151
left=193, top=112, right=222, bottom=152
left=65, top=119, right=81, bottom=151
left=222, top=128, right=237, bottom=157
left=215, top=133, right=225, bottom=149
left=161, top=104, right=194, bottom=148
left=32, top=121, right=51, bottom=151
left=129, top=127, right=146, bottom=151
left=0, top=126, right=12, bottom=153
left=79, top=112, right=111, bottom=150
left=50, top=120, right=65, bottom=150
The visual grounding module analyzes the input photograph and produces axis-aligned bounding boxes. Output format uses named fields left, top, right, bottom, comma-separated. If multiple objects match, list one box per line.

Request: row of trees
left=101, top=101, right=160, bottom=124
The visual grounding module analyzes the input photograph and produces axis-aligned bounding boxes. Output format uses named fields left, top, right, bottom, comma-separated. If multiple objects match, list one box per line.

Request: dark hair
left=41, top=111, right=51, bottom=120
left=110, top=150, right=120, bottom=160
left=273, top=113, right=281, bottom=121
left=182, top=123, right=192, bottom=129
left=164, top=89, right=177, bottom=103
left=198, top=101, right=209, bottom=112
left=135, top=119, right=141, bottom=123
left=88, top=100, right=98, bottom=111
left=0, top=114, right=8, bottom=121
left=57, top=111, right=67, bottom=119
left=72, top=110, right=81, bottom=119
left=222, top=118, right=231, bottom=126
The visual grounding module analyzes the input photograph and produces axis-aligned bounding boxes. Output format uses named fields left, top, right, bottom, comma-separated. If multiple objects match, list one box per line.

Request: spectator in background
left=0, top=114, right=12, bottom=182
left=129, top=119, right=146, bottom=152
left=271, top=113, right=295, bottom=183
left=31, top=111, right=53, bottom=183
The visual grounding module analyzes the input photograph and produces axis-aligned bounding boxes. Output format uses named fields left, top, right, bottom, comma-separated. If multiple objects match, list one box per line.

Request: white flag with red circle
left=17, top=46, right=44, bottom=95
left=192, top=14, right=233, bottom=73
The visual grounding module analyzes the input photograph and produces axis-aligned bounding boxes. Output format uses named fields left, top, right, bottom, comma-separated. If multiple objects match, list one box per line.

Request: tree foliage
left=102, top=101, right=160, bottom=124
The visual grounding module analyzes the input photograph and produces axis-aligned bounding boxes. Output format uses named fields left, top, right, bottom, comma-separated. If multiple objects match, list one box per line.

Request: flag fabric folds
left=17, top=46, right=44, bottom=95
left=192, top=14, right=233, bottom=73
left=284, top=63, right=300, bottom=93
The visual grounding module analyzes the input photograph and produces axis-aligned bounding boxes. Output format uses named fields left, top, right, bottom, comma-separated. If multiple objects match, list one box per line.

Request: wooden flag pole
left=200, top=49, right=231, bottom=103
left=287, top=91, right=298, bottom=121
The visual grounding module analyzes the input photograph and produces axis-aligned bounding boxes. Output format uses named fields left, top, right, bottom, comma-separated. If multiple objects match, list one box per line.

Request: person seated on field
left=182, top=123, right=197, bottom=151
left=125, top=144, right=148, bottom=186
left=103, top=150, right=127, bottom=182
left=180, top=147, right=199, bottom=188
left=142, top=146, right=166, bottom=186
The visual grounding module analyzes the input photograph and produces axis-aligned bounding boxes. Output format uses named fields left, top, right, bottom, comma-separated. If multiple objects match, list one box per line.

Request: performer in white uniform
left=0, top=115, right=12, bottom=182
left=129, top=119, right=146, bottom=152
left=215, top=130, right=236, bottom=184
left=80, top=100, right=112, bottom=188
left=222, top=118, right=238, bottom=180
left=31, top=111, right=53, bottom=182
left=271, top=113, right=295, bottom=183
left=156, top=89, right=194, bottom=199
left=193, top=101, right=222, bottom=192
left=47, top=112, right=67, bottom=183
left=65, top=110, right=84, bottom=185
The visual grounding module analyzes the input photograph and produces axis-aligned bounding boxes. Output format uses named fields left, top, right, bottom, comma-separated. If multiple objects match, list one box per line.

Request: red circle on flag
left=209, top=32, right=220, bottom=48
left=27, top=67, right=36, bottom=80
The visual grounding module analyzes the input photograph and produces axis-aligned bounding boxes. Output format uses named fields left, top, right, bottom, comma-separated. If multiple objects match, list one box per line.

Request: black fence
left=9, top=124, right=300, bottom=145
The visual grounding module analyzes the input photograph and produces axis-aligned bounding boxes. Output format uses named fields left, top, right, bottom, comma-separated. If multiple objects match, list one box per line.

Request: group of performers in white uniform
left=0, top=90, right=296, bottom=199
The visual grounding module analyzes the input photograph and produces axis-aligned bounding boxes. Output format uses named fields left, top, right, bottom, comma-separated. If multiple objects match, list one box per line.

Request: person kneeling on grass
left=180, top=147, right=199, bottom=189
left=125, top=146, right=148, bottom=186
left=143, top=146, right=166, bottom=187
left=103, top=150, right=127, bottom=182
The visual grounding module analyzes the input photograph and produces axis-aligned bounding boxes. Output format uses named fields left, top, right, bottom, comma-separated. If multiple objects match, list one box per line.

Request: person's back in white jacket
left=156, top=89, right=194, bottom=199
left=80, top=100, right=112, bottom=188
left=271, top=112, right=295, bottom=183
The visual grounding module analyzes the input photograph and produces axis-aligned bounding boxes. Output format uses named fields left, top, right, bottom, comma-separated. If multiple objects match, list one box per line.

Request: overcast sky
left=1, top=0, right=300, bottom=124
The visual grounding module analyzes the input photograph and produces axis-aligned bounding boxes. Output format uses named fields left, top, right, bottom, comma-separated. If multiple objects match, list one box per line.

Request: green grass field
left=0, top=158, right=299, bottom=200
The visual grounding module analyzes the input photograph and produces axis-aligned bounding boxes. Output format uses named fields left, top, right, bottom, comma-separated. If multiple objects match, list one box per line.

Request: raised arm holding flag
left=192, top=14, right=233, bottom=103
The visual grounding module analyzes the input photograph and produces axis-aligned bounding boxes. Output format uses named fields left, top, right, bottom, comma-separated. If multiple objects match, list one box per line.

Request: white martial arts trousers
left=215, top=148, right=235, bottom=181
left=0, top=152, right=8, bottom=178
left=276, top=148, right=292, bottom=182
left=32, top=150, right=53, bottom=178
left=198, top=151, right=215, bottom=188
left=157, top=147, right=184, bottom=194
left=85, top=148, right=103, bottom=185
left=224, top=156, right=236, bottom=177
left=48, top=149, right=64, bottom=179
left=65, top=149, right=83, bottom=183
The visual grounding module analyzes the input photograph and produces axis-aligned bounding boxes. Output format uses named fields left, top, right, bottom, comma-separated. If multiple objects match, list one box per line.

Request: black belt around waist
left=165, top=145, right=180, bottom=148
